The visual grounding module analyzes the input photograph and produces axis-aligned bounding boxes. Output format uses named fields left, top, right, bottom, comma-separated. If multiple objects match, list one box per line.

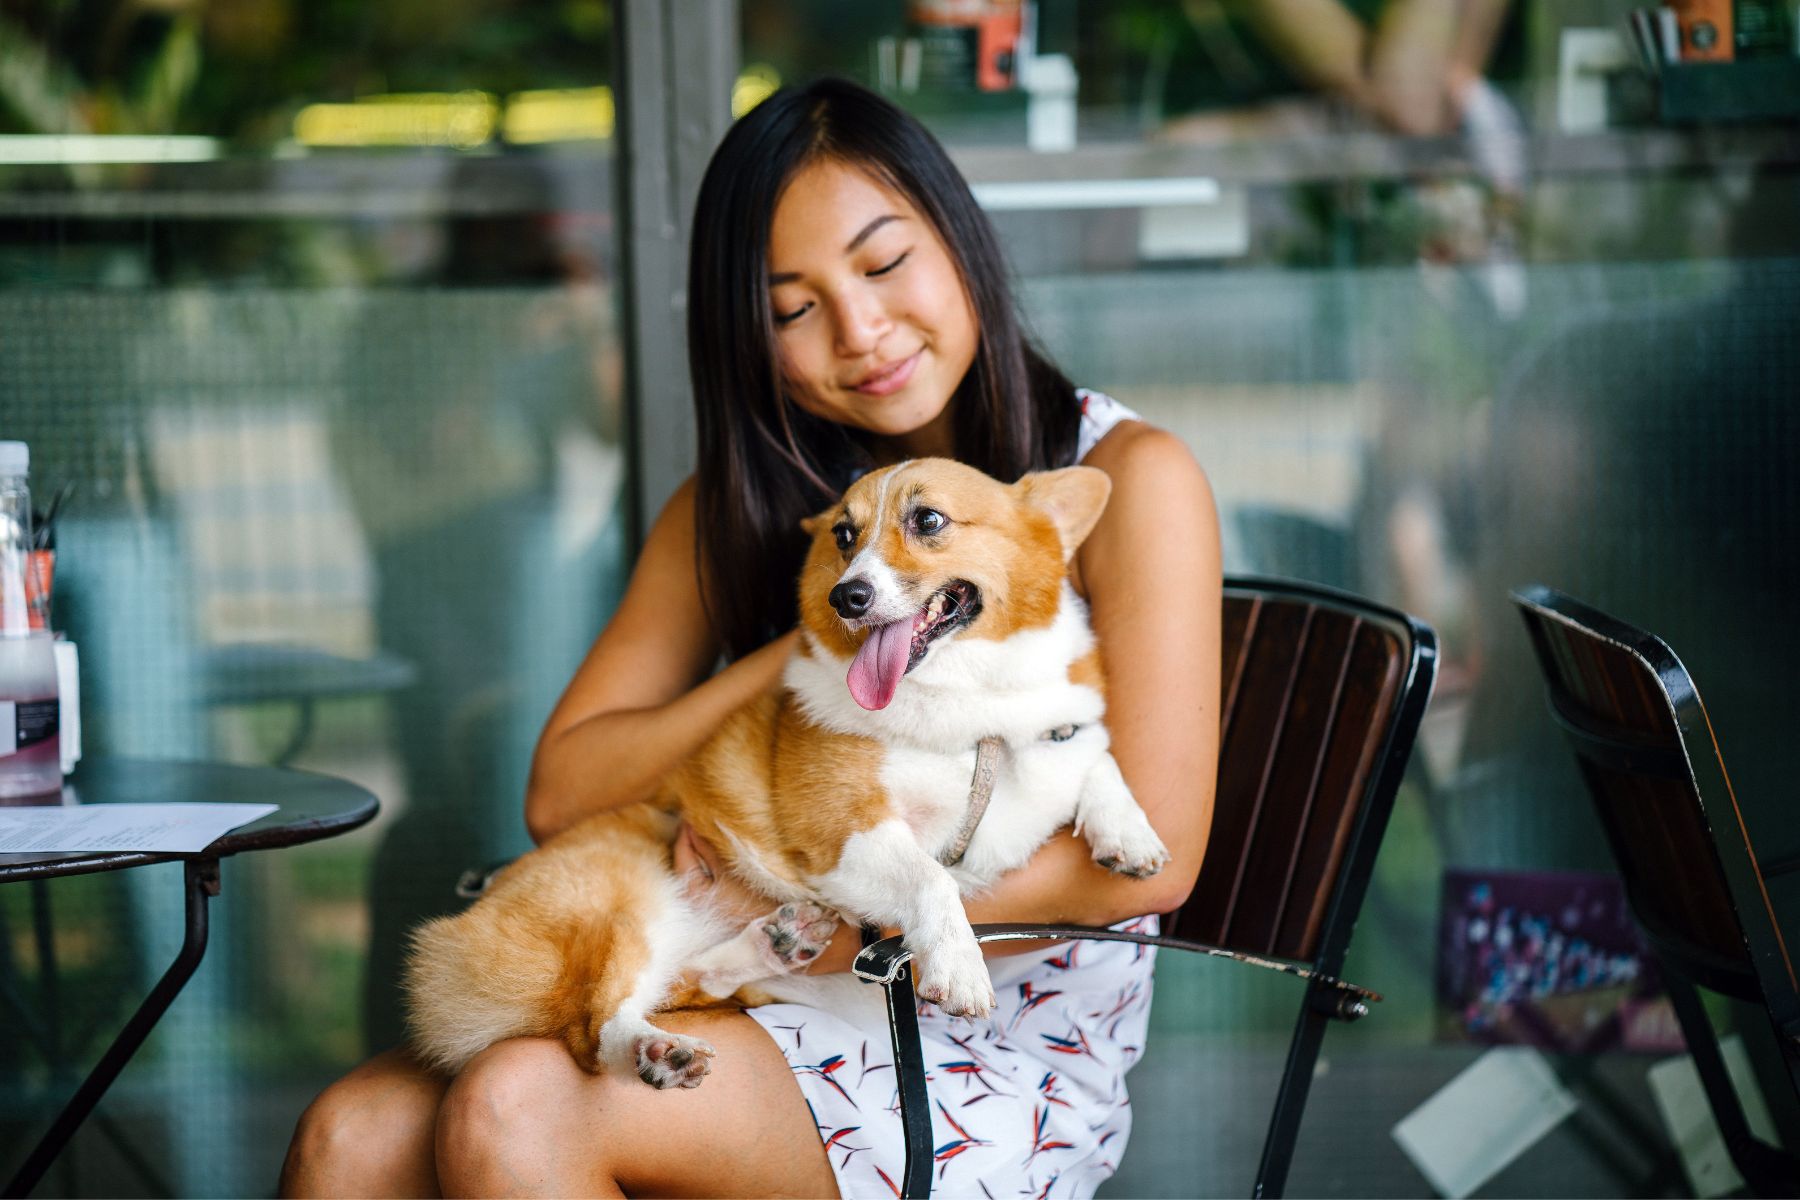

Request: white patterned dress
left=746, top=390, right=1156, bottom=1199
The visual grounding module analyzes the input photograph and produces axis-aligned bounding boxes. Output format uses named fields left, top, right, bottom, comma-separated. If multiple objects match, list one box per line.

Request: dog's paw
left=1090, top=822, right=1170, bottom=879
left=635, top=1032, right=715, bottom=1090
left=913, top=939, right=996, bottom=1019
left=758, top=902, right=838, bottom=974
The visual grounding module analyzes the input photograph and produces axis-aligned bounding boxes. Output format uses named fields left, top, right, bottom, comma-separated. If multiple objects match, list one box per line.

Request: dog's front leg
left=818, top=820, right=995, bottom=1018
left=1074, top=753, right=1170, bottom=878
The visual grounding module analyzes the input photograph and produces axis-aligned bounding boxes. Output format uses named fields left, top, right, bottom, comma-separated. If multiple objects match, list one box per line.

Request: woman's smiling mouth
left=850, top=350, right=921, bottom=396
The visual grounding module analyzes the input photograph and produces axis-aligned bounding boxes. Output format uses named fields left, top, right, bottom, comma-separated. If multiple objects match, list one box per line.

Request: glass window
left=746, top=2, right=1799, bottom=1194
left=1, top=5, right=622, bottom=1193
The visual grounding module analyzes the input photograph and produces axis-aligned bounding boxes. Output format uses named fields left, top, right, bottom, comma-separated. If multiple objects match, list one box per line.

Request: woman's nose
left=833, top=289, right=891, bottom=357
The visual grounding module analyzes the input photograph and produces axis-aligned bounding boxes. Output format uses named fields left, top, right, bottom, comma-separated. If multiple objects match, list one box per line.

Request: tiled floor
left=1104, top=1034, right=1684, bottom=1199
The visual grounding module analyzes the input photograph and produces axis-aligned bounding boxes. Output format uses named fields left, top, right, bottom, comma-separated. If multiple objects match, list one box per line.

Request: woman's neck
left=866, top=400, right=957, bottom=464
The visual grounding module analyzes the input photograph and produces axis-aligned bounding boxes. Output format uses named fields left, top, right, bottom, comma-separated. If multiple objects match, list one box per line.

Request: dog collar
left=938, top=724, right=1085, bottom=867
left=940, top=736, right=1004, bottom=868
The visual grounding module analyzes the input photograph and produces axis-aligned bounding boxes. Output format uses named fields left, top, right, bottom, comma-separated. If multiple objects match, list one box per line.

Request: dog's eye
left=832, top=522, right=856, bottom=551
left=913, top=508, right=948, bottom=535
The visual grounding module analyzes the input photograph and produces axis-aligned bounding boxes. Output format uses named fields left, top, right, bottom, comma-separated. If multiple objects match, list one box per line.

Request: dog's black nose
left=830, top=578, right=874, bottom=619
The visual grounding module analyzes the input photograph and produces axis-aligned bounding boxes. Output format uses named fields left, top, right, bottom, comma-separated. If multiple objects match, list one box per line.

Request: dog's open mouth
left=846, top=580, right=982, bottom=711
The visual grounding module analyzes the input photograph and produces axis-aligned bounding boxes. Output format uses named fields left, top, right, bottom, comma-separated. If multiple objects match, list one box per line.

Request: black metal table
left=0, top=758, right=378, bottom=1199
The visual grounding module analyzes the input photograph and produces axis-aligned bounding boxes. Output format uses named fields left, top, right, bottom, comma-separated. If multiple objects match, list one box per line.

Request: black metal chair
left=855, top=576, right=1438, bottom=1199
left=1512, top=585, right=1800, bottom=1197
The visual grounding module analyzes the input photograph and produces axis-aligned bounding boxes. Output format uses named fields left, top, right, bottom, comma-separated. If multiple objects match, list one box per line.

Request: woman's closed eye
left=771, top=251, right=910, bottom=327
left=867, top=250, right=910, bottom=277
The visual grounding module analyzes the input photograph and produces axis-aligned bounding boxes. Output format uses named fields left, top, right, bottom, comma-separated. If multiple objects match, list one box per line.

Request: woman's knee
left=435, top=1040, right=591, bottom=1184
left=281, top=1055, right=443, bottom=1198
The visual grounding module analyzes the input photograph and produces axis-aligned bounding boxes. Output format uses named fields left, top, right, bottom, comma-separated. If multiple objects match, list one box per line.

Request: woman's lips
left=851, top=350, right=921, bottom=396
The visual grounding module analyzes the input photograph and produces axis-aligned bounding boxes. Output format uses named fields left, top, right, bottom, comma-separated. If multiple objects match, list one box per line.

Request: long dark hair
left=688, top=77, right=1080, bottom=660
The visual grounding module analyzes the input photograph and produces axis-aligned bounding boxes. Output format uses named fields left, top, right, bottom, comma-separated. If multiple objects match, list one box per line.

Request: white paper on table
left=1648, top=1034, right=1779, bottom=1198
left=1392, top=1046, right=1578, bottom=1198
left=0, top=803, right=277, bottom=854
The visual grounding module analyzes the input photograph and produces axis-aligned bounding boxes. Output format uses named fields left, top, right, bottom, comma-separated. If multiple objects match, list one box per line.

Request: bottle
left=0, top=441, right=60, bottom=799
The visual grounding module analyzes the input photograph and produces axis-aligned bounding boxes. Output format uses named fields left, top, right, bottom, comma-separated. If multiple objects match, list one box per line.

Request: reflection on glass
left=746, top=3, right=1799, bottom=1194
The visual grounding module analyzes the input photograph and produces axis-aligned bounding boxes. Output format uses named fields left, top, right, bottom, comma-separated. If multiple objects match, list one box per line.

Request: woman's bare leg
left=280, top=1047, right=449, bottom=1198
left=435, top=1010, right=838, bottom=1199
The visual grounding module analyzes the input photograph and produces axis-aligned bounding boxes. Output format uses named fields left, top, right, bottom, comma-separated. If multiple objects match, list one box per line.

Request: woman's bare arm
left=525, top=478, right=797, bottom=842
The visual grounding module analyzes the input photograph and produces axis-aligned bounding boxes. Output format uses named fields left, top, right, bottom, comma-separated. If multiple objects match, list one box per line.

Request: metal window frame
left=614, top=0, right=738, bottom=550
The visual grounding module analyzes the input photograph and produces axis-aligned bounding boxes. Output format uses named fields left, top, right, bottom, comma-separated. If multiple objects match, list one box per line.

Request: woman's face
left=767, top=158, right=979, bottom=460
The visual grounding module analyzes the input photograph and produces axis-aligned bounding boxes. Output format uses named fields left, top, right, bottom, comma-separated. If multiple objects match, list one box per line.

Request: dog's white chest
left=878, top=730, right=1104, bottom=887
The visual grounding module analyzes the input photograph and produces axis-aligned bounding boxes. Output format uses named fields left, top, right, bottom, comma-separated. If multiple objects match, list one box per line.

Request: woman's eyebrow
left=768, top=214, right=903, bottom=286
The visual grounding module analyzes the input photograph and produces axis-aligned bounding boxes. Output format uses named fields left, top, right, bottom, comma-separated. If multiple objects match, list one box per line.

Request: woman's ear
left=1016, top=466, right=1113, bottom=560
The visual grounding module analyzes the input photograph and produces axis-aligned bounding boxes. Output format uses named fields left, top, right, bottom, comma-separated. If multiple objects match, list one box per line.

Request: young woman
left=282, top=78, right=1220, bottom=1199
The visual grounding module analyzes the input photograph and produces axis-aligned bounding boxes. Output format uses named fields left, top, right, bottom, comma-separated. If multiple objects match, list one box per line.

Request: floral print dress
left=746, top=916, right=1159, bottom=1199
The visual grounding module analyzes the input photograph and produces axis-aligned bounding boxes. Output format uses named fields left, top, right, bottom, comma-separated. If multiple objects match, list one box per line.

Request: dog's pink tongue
left=847, top=619, right=913, bottom=710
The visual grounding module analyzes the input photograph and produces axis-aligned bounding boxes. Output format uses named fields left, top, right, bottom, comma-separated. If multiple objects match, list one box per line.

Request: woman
left=282, top=78, right=1219, bottom=1198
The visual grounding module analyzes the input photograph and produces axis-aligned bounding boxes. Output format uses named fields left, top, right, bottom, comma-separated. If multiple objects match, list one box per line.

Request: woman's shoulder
left=1071, top=390, right=1197, bottom=478
left=1074, top=388, right=1140, bottom=463
left=1079, top=418, right=1210, bottom=506
left=1068, top=403, right=1216, bottom=595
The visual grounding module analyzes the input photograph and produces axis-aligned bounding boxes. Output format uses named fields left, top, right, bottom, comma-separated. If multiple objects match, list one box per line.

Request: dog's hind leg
left=597, top=1000, right=719, bottom=1090
left=591, top=910, right=826, bottom=1093
left=680, top=901, right=839, bottom=1001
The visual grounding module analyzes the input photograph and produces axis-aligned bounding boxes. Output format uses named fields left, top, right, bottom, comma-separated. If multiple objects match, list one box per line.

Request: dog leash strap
left=939, top=736, right=1004, bottom=867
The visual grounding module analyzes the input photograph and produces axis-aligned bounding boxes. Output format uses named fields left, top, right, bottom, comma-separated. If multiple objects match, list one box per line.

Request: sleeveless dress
left=747, top=389, right=1154, bottom=1199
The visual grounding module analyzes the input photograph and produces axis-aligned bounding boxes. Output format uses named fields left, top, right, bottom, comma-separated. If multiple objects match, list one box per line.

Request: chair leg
left=883, top=961, right=934, bottom=1200
left=1253, top=982, right=1333, bottom=1200
left=1664, top=973, right=1800, bottom=1197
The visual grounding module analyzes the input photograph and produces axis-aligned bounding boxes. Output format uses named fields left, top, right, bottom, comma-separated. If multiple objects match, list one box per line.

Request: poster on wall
left=1436, top=867, right=1684, bottom=1054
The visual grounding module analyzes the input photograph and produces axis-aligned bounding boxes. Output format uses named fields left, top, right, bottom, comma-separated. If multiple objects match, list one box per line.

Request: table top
left=0, top=758, right=379, bottom=883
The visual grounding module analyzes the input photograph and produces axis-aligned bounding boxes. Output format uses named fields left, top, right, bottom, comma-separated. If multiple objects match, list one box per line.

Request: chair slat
left=1219, top=594, right=1259, bottom=738
left=1274, top=620, right=1404, bottom=959
left=1228, top=610, right=1359, bottom=955
left=1185, top=599, right=1313, bottom=944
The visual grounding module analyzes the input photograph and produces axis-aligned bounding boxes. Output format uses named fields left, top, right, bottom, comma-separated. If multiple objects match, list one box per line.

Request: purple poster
left=1436, top=868, right=1683, bottom=1054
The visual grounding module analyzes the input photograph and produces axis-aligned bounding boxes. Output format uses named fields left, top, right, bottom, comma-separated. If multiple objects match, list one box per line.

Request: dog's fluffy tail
left=403, top=907, right=570, bottom=1074
left=402, top=806, right=696, bottom=1076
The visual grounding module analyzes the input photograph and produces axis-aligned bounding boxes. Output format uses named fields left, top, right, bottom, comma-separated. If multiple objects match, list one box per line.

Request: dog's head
left=798, top=458, right=1111, bottom=710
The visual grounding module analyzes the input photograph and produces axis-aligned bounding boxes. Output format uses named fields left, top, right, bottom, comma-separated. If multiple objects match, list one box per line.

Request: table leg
left=4, top=858, right=220, bottom=1200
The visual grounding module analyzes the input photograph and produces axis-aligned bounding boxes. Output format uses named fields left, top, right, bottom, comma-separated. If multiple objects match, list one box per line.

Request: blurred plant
left=0, top=0, right=614, bottom=146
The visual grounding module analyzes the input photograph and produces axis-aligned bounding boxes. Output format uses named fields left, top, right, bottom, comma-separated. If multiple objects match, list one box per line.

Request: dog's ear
left=799, top=508, right=834, bottom=537
left=1016, top=466, right=1112, bottom=560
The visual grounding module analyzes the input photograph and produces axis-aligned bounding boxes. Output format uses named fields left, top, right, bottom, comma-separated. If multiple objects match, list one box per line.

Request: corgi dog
left=403, top=458, right=1170, bottom=1088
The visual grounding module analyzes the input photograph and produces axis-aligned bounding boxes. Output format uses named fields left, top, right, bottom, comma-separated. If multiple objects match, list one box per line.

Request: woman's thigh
left=437, top=1009, right=839, bottom=1199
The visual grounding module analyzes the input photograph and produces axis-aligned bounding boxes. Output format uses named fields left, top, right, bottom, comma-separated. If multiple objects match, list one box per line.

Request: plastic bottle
left=0, top=441, right=60, bottom=799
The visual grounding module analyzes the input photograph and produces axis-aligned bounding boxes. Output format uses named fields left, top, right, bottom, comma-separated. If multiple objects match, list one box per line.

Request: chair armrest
left=852, top=921, right=1382, bottom=1011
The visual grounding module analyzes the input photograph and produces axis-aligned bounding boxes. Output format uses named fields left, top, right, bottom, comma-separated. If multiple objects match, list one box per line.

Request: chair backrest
left=1165, top=577, right=1437, bottom=973
left=1511, top=585, right=1800, bottom=1028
